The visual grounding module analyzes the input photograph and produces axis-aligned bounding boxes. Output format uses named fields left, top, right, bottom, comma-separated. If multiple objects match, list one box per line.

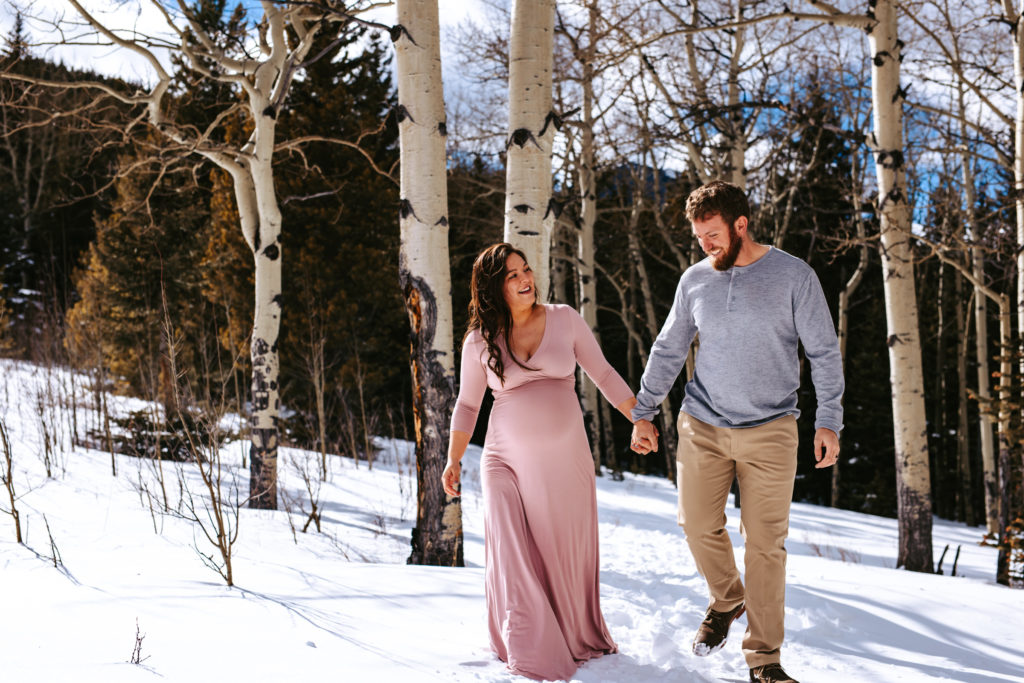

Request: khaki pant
left=676, top=412, right=798, bottom=668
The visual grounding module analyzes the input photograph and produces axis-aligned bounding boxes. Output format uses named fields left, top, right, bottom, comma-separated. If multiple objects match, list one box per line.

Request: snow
left=1, top=359, right=1023, bottom=682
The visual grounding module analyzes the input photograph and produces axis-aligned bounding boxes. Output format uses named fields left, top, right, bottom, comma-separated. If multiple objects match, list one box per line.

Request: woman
left=442, top=243, right=639, bottom=681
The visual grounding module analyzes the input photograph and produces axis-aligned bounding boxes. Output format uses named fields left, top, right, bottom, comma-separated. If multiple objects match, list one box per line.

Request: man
left=629, top=181, right=844, bottom=683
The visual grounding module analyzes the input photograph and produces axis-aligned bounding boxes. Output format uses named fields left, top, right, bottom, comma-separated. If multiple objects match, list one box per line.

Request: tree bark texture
left=626, top=184, right=678, bottom=483
left=576, top=22, right=602, bottom=474
left=996, top=294, right=1013, bottom=585
left=869, top=0, right=933, bottom=572
left=244, top=74, right=286, bottom=508
left=955, top=275, right=974, bottom=524
left=505, top=0, right=556, bottom=293
left=963, top=142, right=999, bottom=534
left=1006, top=0, right=1024, bottom=526
left=973, top=244, right=998, bottom=535
left=394, top=0, right=463, bottom=567
left=725, top=1, right=748, bottom=189
left=933, top=262, right=947, bottom=516
left=833, top=188, right=869, bottom=507
left=1004, top=0, right=1024, bottom=438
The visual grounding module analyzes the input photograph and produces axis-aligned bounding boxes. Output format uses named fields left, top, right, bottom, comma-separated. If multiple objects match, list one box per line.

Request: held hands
left=630, top=419, right=659, bottom=454
left=441, top=458, right=461, bottom=498
left=813, top=427, right=840, bottom=469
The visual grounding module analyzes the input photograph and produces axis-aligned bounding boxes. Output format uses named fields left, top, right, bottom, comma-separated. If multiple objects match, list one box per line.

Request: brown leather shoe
left=691, top=602, right=745, bottom=656
left=749, top=663, right=799, bottom=682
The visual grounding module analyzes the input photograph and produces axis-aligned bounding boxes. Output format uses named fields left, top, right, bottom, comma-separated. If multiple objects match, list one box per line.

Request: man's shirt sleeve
left=631, top=275, right=696, bottom=423
left=794, top=270, right=845, bottom=434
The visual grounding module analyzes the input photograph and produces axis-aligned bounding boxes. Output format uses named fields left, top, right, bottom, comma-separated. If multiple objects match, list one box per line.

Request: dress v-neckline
left=514, top=304, right=549, bottom=363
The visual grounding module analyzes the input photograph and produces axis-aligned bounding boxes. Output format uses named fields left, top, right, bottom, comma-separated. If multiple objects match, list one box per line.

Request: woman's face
left=502, top=253, right=536, bottom=309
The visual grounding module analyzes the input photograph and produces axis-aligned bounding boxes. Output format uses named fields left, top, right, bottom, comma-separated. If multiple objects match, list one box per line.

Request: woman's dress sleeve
left=568, top=308, right=634, bottom=407
left=450, top=334, right=488, bottom=435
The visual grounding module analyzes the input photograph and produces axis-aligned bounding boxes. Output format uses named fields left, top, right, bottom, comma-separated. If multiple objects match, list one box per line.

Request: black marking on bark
left=400, top=198, right=421, bottom=222
left=253, top=338, right=270, bottom=357
left=892, top=84, right=910, bottom=104
left=436, top=216, right=449, bottom=227
left=253, top=230, right=261, bottom=253
left=543, top=197, right=564, bottom=220
left=396, top=105, right=415, bottom=124
left=249, top=427, right=278, bottom=509
left=271, top=341, right=278, bottom=353
left=252, top=390, right=270, bottom=412
left=873, top=51, right=890, bottom=66
left=883, top=187, right=906, bottom=206
left=507, top=128, right=540, bottom=149
left=263, top=106, right=276, bottom=119
left=263, top=244, right=280, bottom=260
left=513, top=204, right=531, bottom=214
left=270, top=381, right=278, bottom=391
left=389, top=24, right=417, bottom=45
left=887, top=333, right=906, bottom=347
left=271, top=294, right=283, bottom=307
left=438, top=121, right=447, bottom=136
left=539, top=108, right=578, bottom=136
left=876, top=149, right=904, bottom=170
left=581, top=274, right=592, bottom=285
left=518, top=230, right=540, bottom=236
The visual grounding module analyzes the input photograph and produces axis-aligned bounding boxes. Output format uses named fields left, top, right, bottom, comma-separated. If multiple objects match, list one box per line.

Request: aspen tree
left=505, top=0, right=557, bottom=292
left=393, top=0, right=462, bottom=566
left=902, top=0, right=1010, bottom=542
left=869, top=0, right=933, bottom=572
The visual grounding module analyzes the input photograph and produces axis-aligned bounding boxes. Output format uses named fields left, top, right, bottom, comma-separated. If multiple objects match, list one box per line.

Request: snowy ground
left=1, top=359, right=1022, bottom=682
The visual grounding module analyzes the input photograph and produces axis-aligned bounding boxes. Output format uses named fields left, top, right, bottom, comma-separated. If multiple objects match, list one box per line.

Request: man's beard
left=711, top=222, right=742, bottom=271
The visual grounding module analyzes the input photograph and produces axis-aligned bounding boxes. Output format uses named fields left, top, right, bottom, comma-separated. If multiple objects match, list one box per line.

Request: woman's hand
left=442, top=458, right=462, bottom=498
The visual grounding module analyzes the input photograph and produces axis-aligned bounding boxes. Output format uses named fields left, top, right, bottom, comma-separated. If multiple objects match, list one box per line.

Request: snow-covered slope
left=0, top=360, right=1021, bottom=682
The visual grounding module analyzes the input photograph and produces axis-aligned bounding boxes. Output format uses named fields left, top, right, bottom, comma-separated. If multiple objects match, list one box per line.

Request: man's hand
left=631, top=419, right=659, bottom=454
left=813, top=428, right=840, bottom=468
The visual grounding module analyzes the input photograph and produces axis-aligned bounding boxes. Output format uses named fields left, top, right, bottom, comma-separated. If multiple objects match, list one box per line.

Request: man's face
left=693, top=214, right=742, bottom=271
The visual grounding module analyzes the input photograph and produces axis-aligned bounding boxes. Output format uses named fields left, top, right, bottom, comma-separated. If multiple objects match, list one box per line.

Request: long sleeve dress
left=450, top=303, right=634, bottom=681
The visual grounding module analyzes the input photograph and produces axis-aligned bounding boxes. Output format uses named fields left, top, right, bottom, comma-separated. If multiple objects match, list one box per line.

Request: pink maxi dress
left=451, top=303, right=633, bottom=681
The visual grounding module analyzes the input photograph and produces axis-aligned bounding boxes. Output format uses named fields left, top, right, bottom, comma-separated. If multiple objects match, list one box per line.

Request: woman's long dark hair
left=464, top=242, right=538, bottom=385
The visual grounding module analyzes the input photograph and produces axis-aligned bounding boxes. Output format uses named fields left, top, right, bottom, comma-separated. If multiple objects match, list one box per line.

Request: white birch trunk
left=962, top=140, right=998, bottom=534
left=242, top=20, right=289, bottom=506
left=869, top=0, right=933, bottom=572
left=576, top=6, right=602, bottom=474
left=626, top=161, right=679, bottom=484
left=726, top=2, right=747, bottom=189
left=972, top=243, right=998, bottom=535
left=1007, top=0, right=1024, bottom=413
left=996, top=296, right=1013, bottom=584
left=1008, top=0, right=1024, bottom=536
left=832, top=168, right=869, bottom=507
left=394, top=0, right=462, bottom=566
left=954, top=275, right=973, bottom=524
left=505, top=0, right=556, bottom=293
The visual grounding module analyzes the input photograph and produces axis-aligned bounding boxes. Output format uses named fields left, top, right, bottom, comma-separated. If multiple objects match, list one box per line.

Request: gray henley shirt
left=631, top=247, right=845, bottom=434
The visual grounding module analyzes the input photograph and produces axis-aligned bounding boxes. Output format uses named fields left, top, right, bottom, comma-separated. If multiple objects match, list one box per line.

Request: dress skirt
left=482, top=376, right=616, bottom=681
